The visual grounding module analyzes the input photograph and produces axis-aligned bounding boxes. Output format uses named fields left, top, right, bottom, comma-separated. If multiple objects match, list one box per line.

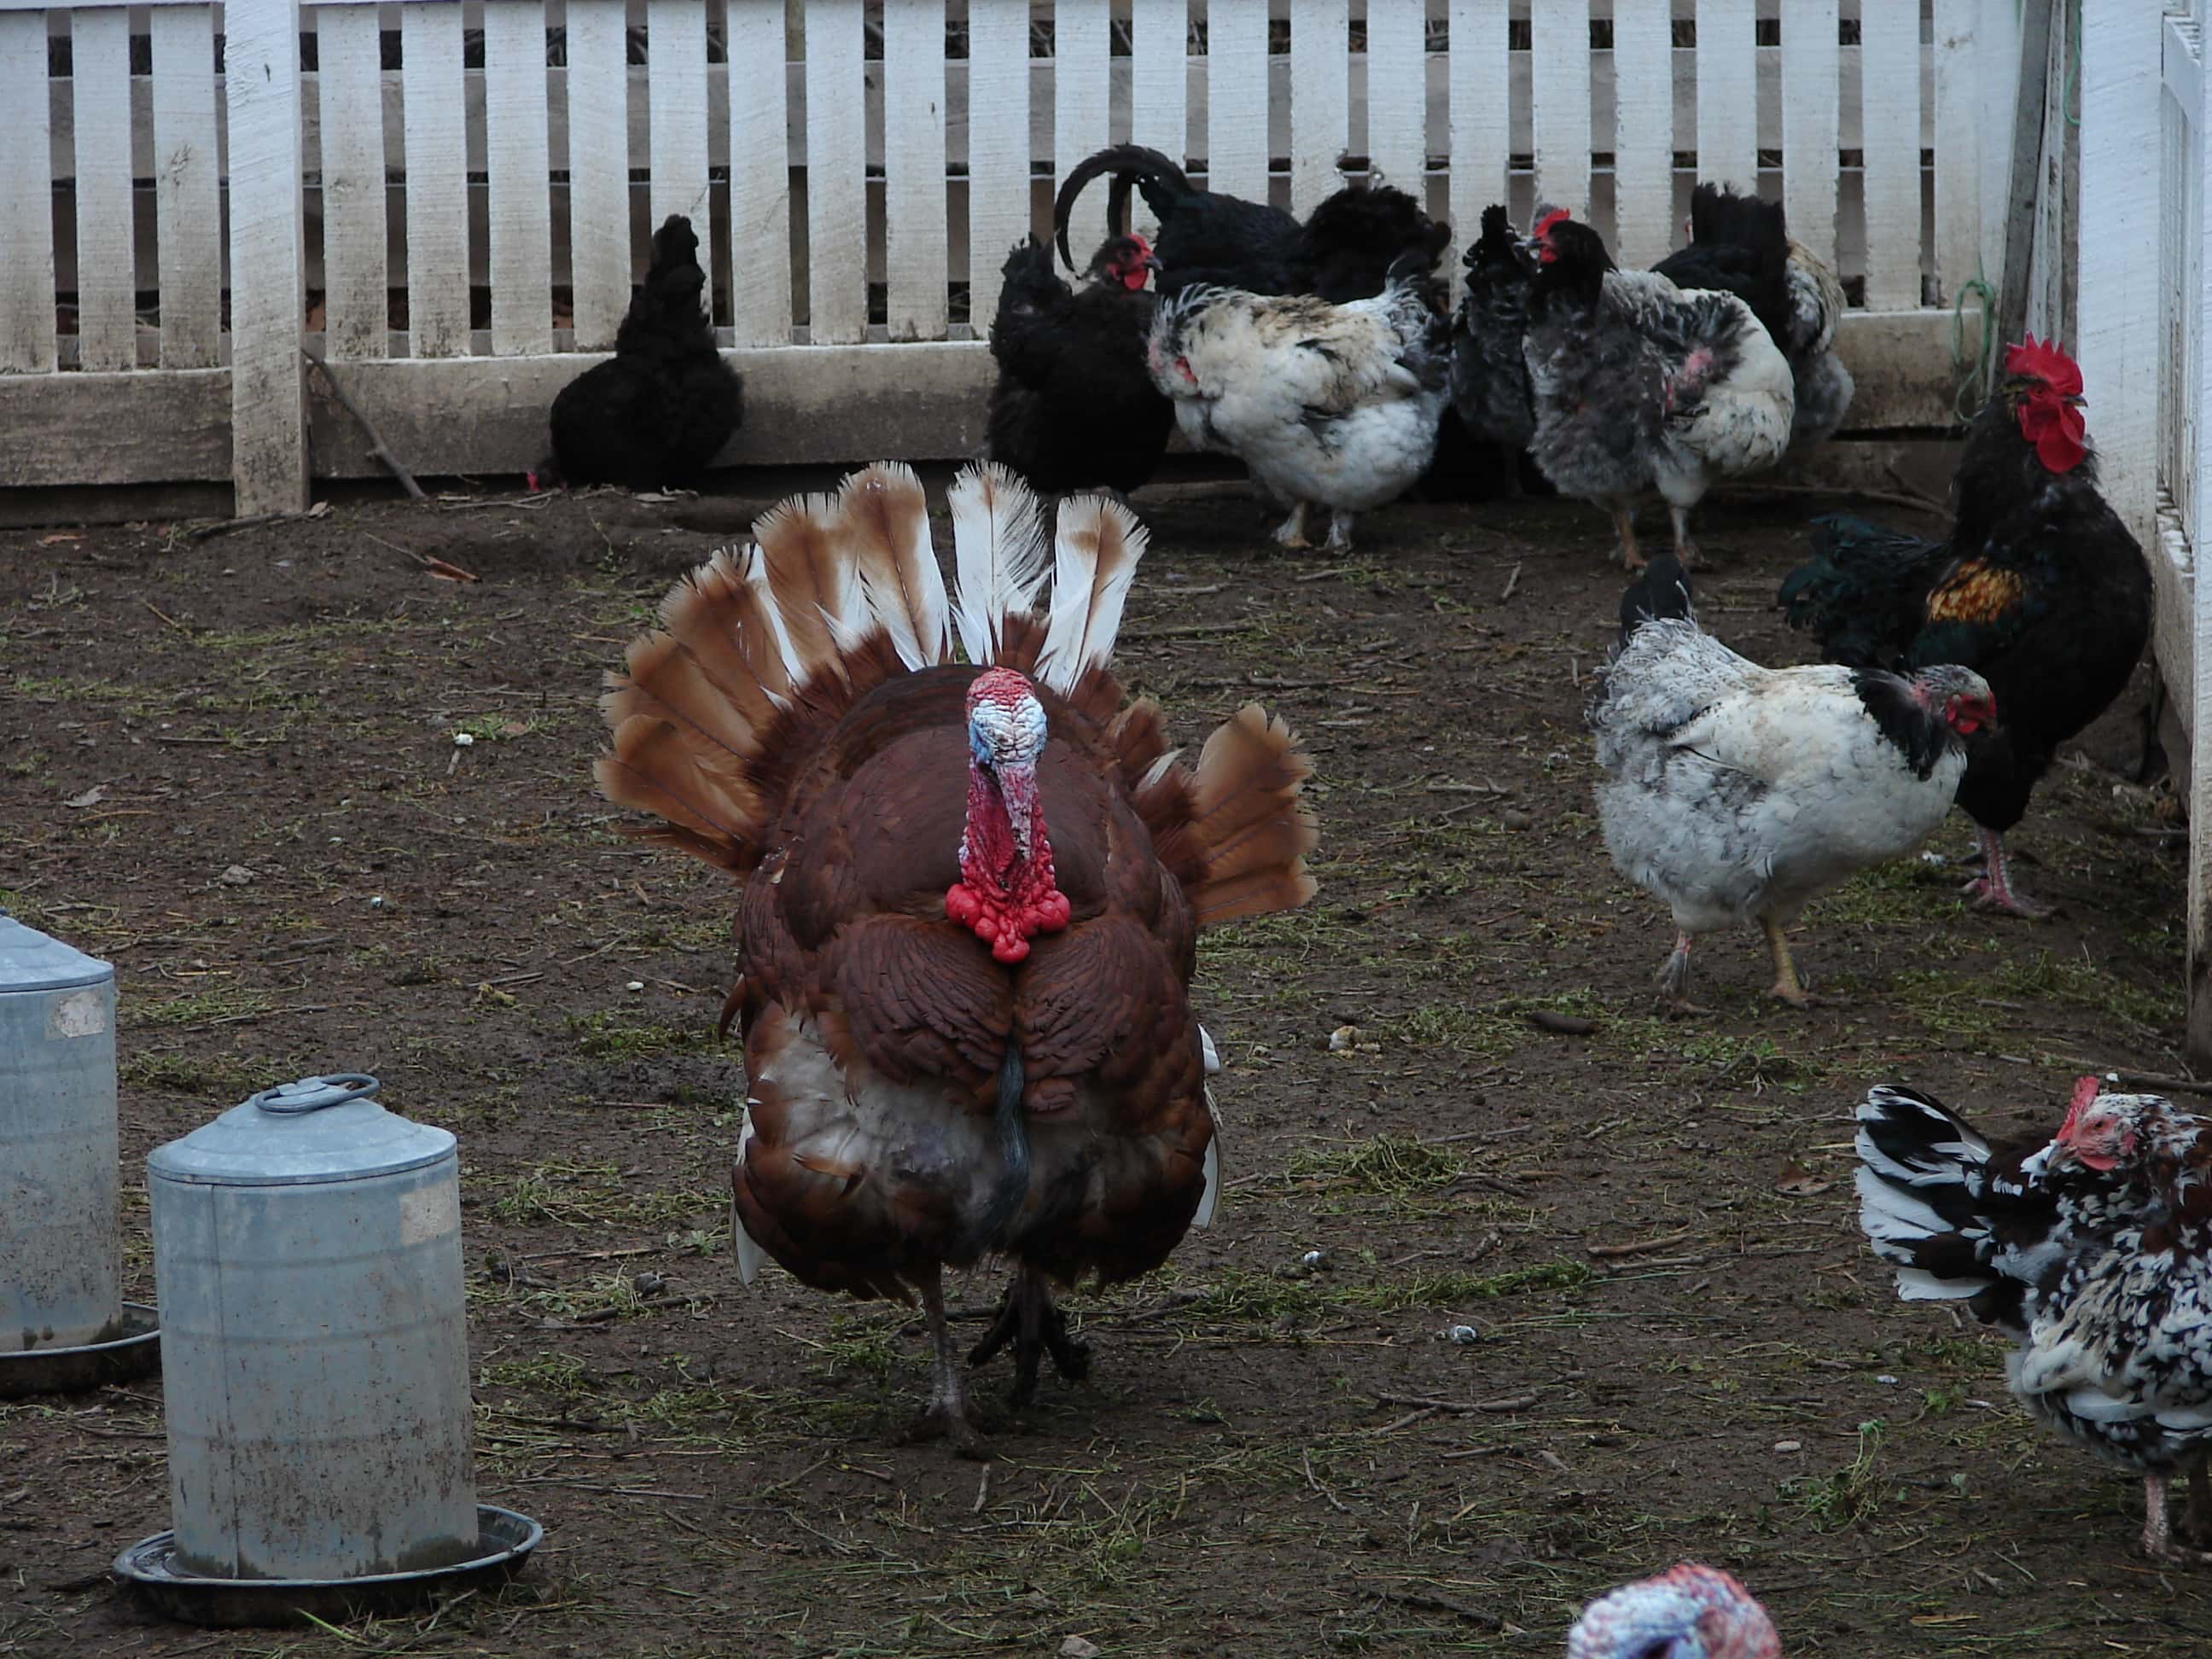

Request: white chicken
left=1589, top=555, right=1995, bottom=1009
left=1144, top=256, right=1448, bottom=552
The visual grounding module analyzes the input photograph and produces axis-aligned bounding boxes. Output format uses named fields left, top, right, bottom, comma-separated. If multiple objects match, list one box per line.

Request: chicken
left=1051, top=143, right=1450, bottom=301
left=1567, top=1563, right=1779, bottom=1659
left=1590, top=553, right=1994, bottom=1009
left=1523, top=212, right=1795, bottom=568
left=1449, top=203, right=1539, bottom=456
left=1857, top=1079, right=2212, bottom=1562
left=1652, top=183, right=1854, bottom=451
left=1144, top=257, right=1449, bottom=552
left=595, top=462, right=1317, bottom=1451
left=984, top=234, right=1173, bottom=499
left=534, top=214, right=743, bottom=492
left=1778, top=335, right=2151, bottom=915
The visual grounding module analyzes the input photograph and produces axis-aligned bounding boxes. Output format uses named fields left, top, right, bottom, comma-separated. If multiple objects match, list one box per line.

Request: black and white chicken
left=1590, top=554, right=1994, bottom=1009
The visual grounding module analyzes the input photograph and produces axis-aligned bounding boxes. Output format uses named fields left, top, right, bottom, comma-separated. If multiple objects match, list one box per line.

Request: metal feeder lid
left=0, top=913, right=114, bottom=993
left=147, top=1074, right=455, bottom=1189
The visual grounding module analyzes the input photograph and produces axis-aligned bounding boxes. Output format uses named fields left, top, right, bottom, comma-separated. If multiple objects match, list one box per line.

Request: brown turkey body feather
left=594, top=462, right=1318, bottom=1443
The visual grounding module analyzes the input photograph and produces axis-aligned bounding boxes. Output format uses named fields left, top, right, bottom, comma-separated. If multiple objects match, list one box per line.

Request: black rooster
left=534, top=214, right=743, bottom=492
left=1779, top=335, right=2150, bottom=914
left=984, top=234, right=1173, bottom=498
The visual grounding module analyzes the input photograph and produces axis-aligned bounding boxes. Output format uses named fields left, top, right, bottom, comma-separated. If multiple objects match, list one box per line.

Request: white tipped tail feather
left=1038, top=493, right=1147, bottom=693
left=948, top=461, right=1051, bottom=666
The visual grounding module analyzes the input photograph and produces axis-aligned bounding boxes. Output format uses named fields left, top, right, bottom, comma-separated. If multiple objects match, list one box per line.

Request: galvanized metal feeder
left=0, top=915, right=160, bottom=1399
left=118, top=1074, right=539, bottom=1627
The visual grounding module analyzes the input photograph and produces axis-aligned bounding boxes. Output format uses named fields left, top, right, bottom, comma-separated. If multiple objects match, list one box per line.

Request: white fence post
left=2076, top=6, right=2162, bottom=547
left=225, top=0, right=310, bottom=514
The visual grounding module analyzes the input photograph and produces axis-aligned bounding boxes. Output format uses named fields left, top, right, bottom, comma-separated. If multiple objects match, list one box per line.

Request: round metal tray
left=114, top=1505, right=543, bottom=1628
left=0, top=1303, right=160, bottom=1400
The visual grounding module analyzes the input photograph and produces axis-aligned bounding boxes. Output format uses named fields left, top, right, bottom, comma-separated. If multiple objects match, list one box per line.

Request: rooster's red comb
left=2005, top=334, right=2083, bottom=398
left=2058, top=1074, right=2104, bottom=1138
left=1534, top=207, right=1573, bottom=240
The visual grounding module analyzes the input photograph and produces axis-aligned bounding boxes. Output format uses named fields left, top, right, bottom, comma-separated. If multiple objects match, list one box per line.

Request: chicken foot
left=900, top=1267, right=987, bottom=1458
left=2142, top=1472, right=2212, bottom=1564
left=1653, top=930, right=1711, bottom=1016
left=969, top=1264, right=1091, bottom=1407
left=1961, top=825, right=2046, bottom=918
left=1323, top=510, right=1357, bottom=553
left=1761, top=917, right=1819, bottom=1008
left=1610, top=503, right=1645, bottom=571
left=1271, top=500, right=1315, bottom=550
left=1667, top=504, right=1700, bottom=570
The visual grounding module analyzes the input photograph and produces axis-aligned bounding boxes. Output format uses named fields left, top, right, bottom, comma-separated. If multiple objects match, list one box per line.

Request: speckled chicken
left=1524, top=212, right=1795, bottom=568
left=1652, top=183, right=1854, bottom=451
left=1857, top=1078, right=2212, bottom=1562
left=595, top=463, right=1317, bottom=1451
left=1145, top=257, right=1449, bottom=551
left=1590, top=554, right=1994, bottom=1009
left=1567, top=1563, right=1779, bottom=1658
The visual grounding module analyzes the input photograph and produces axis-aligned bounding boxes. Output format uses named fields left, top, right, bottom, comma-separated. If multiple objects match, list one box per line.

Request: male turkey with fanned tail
left=595, top=463, right=1317, bottom=1452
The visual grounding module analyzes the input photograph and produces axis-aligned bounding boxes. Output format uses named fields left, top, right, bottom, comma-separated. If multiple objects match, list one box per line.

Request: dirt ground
left=1, top=468, right=2204, bottom=1657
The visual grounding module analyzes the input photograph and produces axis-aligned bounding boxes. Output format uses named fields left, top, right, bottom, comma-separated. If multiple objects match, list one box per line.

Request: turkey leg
left=1761, top=917, right=1819, bottom=1008
left=1961, top=825, right=2046, bottom=918
left=901, top=1267, right=987, bottom=1458
left=969, top=1265, right=1091, bottom=1406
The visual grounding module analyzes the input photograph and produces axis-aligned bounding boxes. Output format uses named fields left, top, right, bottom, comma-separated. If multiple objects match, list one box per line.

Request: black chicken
left=1449, top=203, right=1540, bottom=455
left=1779, top=335, right=2151, bottom=914
left=533, top=214, right=743, bottom=492
left=1051, top=143, right=1448, bottom=302
left=984, top=234, right=1173, bottom=498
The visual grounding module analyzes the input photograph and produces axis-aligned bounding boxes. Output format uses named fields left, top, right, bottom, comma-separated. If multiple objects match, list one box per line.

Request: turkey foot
left=1653, top=931, right=1712, bottom=1016
left=969, top=1266, right=1091, bottom=1407
left=2141, top=1473, right=2212, bottom=1564
left=1271, top=501, right=1314, bottom=550
left=1761, top=917, right=1822, bottom=1009
left=902, top=1270, right=988, bottom=1458
left=1962, top=827, right=2046, bottom=917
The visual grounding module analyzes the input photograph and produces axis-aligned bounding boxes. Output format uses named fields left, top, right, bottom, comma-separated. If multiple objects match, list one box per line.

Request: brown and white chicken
left=596, top=463, right=1317, bottom=1450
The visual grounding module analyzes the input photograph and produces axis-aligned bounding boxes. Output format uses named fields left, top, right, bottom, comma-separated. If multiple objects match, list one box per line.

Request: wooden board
left=484, top=0, right=554, bottom=354
left=1610, top=0, right=1674, bottom=268
left=68, top=8, right=136, bottom=375
left=1694, top=0, right=1758, bottom=189
left=1860, top=0, right=1924, bottom=310
left=1364, top=0, right=1426, bottom=194
left=1054, top=0, right=1110, bottom=199
left=1128, top=0, right=1189, bottom=216
left=0, top=369, right=232, bottom=487
left=1447, top=0, right=1510, bottom=245
left=647, top=0, right=713, bottom=315
left=1528, top=3, right=1590, bottom=217
left=964, top=0, right=1029, bottom=328
left=224, top=0, right=309, bottom=515
left=805, top=0, right=867, bottom=343
left=400, top=3, right=470, bottom=356
left=1204, top=0, right=1269, bottom=204
left=563, top=0, right=632, bottom=351
left=1288, top=0, right=1348, bottom=215
left=0, top=11, right=54, bottom=374
left=1779, top=0, right=1839, bottom=273
left=312, top=3, right=388, bottom=361
left=882, top=0, right=949, bottom=342
left=727, top=0, right=794, bottom=346
left=1931, top=0, right=1982, bottom=306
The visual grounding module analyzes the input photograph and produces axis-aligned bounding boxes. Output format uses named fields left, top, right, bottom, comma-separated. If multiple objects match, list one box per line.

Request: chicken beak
left=1143, top=253, right=1164, bottom=274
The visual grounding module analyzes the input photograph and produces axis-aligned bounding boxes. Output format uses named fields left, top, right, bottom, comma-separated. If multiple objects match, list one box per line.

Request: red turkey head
left=1566, top=1563, right=1779, bottom=1659
left=2005, top=334, right=2088, bottom=474
left=946, top=667, right=1073, bottom=963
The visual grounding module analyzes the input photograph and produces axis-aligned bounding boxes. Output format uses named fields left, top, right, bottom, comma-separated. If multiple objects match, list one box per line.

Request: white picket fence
left=0, top=0, right=2017, bottom=513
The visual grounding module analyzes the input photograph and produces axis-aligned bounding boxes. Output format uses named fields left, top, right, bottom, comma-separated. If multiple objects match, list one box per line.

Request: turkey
left=1856, top=1078, right=2212, bottom=1562
left=595, top=462, right=1318, bottom=1451
left=1590, top=553, right=1994, bottom=1009
left=1566, top=1563, right=1779, bottom=1658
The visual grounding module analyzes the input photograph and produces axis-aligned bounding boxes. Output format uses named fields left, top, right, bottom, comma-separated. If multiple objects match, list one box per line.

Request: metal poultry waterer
left=0, top=914, right=160, bottom=1398
left=118, top=1073, right=538, bottom=1625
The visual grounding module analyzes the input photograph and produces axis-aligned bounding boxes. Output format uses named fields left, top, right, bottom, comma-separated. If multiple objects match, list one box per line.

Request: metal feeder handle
left=247, top=1074, right=381, bottom=1115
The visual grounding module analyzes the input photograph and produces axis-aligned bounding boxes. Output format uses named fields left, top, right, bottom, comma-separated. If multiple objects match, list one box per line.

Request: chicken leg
left=1271, top=500, right=1314, bottom=550
left=1761, top=916, right=1818, bottom=1008
left=1961, top=825, right=2045, bottom=917
left=1667, top=503, right=1699, bottom=570
left=1323, top=509, right=1357, bottom=553
left=1610, top=502, right=1644, bottom=571
left=969, top=1264, right=1091, bottom=1406
left=900, top=1267, right=987, bottom=1458
left=2141, top=1473, right=2212, bottom=1563
left=1654, top=930, right=1709, bottom=1016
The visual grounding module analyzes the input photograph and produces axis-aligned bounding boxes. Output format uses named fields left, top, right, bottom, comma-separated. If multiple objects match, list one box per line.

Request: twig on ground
left=183, top=501, right=334, bottom=543
left=1499, top=562, right=1522, bottom=602
left=1366, top=1587, right=1503, bottom=1629
left=1302, top=1449, right=1351, bottom=1514
left=1373, top=1391, right=1540, bottom=1416
left=1587, top=1226, right=1696, bottom=1259
left=303, top=346, right=427, bottom=501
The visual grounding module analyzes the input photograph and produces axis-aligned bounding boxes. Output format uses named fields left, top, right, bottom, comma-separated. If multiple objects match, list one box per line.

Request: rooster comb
left=1534, top=207, right=1573, bottom=240
left=2005, top=334, right=2083, bottom=398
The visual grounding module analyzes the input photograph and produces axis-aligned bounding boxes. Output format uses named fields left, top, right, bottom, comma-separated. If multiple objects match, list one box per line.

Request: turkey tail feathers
left=948, top=461, right=1051, bottom=666
left=1038, top=494, right=1147, bottom=694
left=1170, top=705, right=1319, bottom=926
left=839, top=462, right=951, bottom=671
